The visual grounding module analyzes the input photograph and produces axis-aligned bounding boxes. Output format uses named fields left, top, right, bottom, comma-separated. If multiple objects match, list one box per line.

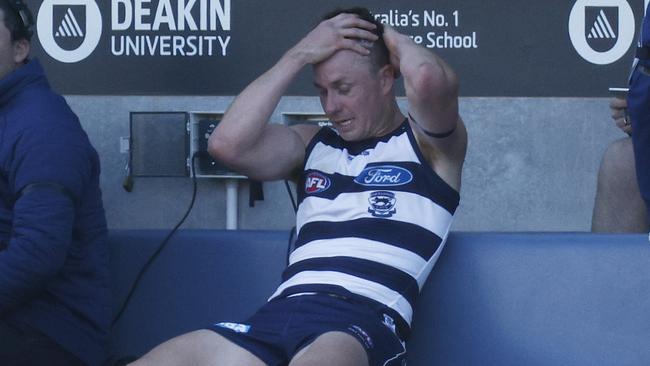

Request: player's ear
left=378, top=64, right=395, bottom=94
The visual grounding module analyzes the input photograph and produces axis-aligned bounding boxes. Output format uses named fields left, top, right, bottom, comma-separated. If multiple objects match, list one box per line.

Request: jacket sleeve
left=0, top=125, right=92, bottom=315
left=628, top=61, right=650, bottom=224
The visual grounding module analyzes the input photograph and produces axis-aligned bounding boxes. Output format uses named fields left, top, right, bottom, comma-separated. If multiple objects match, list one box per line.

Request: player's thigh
left=129, top=329, right=267, bottom=366
left=289, top=331, right=368, bottom=366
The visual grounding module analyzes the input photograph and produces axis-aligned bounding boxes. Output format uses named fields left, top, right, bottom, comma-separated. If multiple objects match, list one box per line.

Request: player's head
left=321, top=7, right=389, bottom=73
left=313, top=7, right=399, bottom=142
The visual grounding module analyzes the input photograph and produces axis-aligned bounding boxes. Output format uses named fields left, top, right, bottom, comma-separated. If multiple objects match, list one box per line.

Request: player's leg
left=289, top=331, right=368, bottom=366
left=592, top=138, right=649, bottom=232
left=129, top=330, right=267, bottom=366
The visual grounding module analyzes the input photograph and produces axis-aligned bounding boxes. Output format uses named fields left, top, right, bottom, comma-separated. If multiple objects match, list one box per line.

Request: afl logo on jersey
left=354, top=165, right=413, bottom=187
left=305, top=172, right=331, bottom=194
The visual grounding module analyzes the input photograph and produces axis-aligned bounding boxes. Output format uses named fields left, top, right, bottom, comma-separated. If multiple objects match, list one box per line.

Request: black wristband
left=408, top=113, right=456, bottom=138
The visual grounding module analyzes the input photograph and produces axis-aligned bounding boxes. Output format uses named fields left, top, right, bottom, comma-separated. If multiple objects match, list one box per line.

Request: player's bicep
left=221, top=124, right=315, bottom=181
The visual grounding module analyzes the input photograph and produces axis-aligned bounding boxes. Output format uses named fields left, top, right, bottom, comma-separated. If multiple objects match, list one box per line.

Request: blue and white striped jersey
left=269, top=119, right=460, bottom=330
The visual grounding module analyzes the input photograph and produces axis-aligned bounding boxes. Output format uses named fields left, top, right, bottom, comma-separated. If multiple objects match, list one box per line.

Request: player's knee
left=599, top=138, right=635, bottom=181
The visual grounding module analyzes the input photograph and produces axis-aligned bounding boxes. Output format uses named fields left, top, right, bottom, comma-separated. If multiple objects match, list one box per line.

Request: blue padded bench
left=109, top=231, right=650, bottom=365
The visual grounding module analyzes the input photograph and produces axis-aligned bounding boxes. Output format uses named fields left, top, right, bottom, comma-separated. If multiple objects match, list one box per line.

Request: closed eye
left=337, top=85, right=351, bottom=95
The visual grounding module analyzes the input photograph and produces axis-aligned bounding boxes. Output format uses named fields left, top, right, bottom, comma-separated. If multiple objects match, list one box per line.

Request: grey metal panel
left=129, top=112, right=189, bottom=177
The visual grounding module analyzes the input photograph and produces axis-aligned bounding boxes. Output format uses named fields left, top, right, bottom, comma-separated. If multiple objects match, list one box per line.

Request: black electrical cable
left=284, top=180, right=297, bottom=265
left=286, top=225, right=297, bottom=266
left=284, top=180, right=297, bottom=213
left=111, top=153, right=199, bottom=327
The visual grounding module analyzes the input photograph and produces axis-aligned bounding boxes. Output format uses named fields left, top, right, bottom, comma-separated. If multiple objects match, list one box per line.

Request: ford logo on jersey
left=305, top=172, right=331, bottom=194
left=354, top=166, right=413, bottom=186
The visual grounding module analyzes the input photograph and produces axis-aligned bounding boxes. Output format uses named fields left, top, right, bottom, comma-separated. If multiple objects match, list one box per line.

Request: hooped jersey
left=269, top=119, right=460, bottom=330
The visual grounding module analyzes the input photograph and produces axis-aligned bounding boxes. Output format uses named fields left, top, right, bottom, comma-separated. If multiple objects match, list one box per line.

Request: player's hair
left=321, top=7, right=389, bottom=71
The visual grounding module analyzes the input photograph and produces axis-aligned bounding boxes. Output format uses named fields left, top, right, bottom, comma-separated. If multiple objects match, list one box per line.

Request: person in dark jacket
left=628, top=7, right=650, bottom=231
left=0, top=1, right=110, bottom=365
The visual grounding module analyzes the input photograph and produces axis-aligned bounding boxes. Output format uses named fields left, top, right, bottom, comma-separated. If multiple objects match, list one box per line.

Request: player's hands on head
left=289, top=13, right=378, bottom=65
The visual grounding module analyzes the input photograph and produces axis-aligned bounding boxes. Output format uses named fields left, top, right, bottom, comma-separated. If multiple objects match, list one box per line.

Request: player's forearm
left=390, top=33, right=458, bottom=103
left=384, top=28, right=458, bottom=138
left=209, top=51, right=306, bottom=162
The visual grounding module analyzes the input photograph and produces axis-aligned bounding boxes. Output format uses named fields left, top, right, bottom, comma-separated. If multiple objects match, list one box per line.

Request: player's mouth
left=334, top=118, right=353, bottom=128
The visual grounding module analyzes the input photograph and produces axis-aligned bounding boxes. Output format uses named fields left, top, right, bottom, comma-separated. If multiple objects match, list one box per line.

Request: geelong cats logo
left=368, top=191, right=397, bottom=218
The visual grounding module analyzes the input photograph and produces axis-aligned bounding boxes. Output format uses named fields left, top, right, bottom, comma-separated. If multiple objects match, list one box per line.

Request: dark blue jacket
left=628, top=12, right=650, bottom=225
left=0, top=59, right=110, bottom=365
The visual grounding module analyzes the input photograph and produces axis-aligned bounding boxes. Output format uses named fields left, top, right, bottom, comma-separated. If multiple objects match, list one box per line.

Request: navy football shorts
left=208, top=293, right=407, bottom=366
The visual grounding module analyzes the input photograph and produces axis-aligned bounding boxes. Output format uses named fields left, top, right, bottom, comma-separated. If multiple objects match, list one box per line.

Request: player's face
left=313, top=50, right=388, bottom=141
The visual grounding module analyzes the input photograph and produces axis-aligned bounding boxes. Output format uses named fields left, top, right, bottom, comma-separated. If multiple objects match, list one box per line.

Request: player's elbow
left=411, top=62, right=459, bottom=100
left=208, top=133, right=239, bottom=166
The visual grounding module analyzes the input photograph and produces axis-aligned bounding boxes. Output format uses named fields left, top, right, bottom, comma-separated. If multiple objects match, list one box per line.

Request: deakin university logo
left=37, top=0, right=102, bottom=63
left=569, top=0, right=635, bottom=65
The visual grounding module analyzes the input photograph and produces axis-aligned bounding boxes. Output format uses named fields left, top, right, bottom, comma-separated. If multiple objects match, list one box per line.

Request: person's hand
left=288, top=13, right=378, bottom=65
left=610, top=97, right=632, bottom=135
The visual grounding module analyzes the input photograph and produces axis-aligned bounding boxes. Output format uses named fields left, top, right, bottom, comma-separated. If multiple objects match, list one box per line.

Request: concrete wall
left=66, top=96, right=620, bottom=232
